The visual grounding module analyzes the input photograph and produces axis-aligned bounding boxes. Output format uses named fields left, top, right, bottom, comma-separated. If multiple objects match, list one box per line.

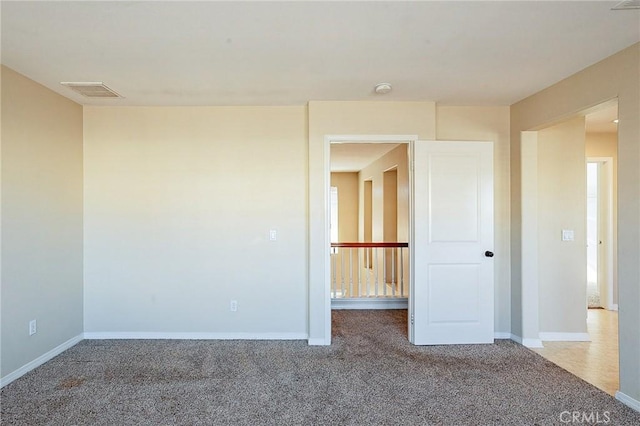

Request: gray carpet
left=2, top=310, right=639, bottom=425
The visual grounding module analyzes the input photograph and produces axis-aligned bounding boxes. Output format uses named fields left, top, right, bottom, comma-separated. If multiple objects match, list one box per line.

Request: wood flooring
left=533, top=309, right=619, bottom=396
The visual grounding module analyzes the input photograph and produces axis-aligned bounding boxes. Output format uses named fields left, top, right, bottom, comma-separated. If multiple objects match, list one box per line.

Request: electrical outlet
left=29, top=319, right=37, bottom=336
left=230, top=300, right=238, bottom=312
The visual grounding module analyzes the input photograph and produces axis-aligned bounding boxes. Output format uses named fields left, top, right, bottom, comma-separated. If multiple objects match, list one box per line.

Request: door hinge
left=410, top=314, right=414, bottom=325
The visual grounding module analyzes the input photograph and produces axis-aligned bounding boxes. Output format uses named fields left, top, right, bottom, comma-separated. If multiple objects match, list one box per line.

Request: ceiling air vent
left=60, top=82, right=122, bottom=98
left=612, top=1, right=640, bottom=10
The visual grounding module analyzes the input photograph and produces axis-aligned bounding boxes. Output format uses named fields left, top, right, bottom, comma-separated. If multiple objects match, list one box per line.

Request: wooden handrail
left=331, top=242, right=408, bottom=248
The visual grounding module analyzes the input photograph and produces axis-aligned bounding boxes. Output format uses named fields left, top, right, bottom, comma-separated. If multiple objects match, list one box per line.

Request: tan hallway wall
left=358, top=145, right=409, bottom=295
left=358, top=145, right=409, bottom=244
left=330, top=172, right=359, bottom=296
left=330, top=172, right=359, bottom=242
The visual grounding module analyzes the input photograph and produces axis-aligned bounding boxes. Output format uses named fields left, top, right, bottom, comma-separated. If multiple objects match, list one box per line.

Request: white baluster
left=391, top=248, right=396, bottom=297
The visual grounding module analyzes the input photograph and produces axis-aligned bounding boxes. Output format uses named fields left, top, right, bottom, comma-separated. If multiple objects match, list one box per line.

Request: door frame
left=587, top=157, right=615, bottom=310
left=322, top=134, right=418, bottom=345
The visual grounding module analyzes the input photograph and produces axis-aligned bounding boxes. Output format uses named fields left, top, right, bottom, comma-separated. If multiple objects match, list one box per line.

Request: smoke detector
left=60, top=82, right=122, bottom=98
left=374, top=83, right=392, bottom=94
left=612, top=1, right=640, bottom=10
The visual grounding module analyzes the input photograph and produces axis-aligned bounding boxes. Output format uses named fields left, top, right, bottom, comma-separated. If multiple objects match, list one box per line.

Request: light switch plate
left=562, top=229, right=575, bottom=241
left=269, top=229, right=277, bottom=241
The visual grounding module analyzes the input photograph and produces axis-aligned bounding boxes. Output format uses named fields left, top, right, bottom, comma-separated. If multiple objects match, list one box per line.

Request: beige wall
left=358, top=145, right=409, bottom=294
left=83, top=106, right=307, bottom=335
left=1, top=66, right=84, bottom=378
left=586, top=131, right=618, bottom=304
left=330, top=172, right=359, bottom=242
left=537, top=117, right=587, bottom=334
left=358, top=145, right=409, bottom=244
left=586, top=132, right=618, bottom=159
left=308, top=101, right=436, bottom=343
left=436, top=106, right=511, bottom=334
left=511, top=43, right=640, bottom=402
left=329, top=172, right=359, bottom=296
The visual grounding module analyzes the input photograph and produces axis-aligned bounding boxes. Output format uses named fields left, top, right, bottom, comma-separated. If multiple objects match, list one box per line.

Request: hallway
left=533, top=309, right=618, bottom=396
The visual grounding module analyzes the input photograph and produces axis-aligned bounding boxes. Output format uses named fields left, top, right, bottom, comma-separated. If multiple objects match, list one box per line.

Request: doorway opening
left=586, top=162, right=600, bottom=308
left=329, top=142, right=410, bottom=308
left=528, top=99, right=619, bottom=396
left=586, top=158, right=614, bottom=311
left=327, top=137, right=413, bottom=341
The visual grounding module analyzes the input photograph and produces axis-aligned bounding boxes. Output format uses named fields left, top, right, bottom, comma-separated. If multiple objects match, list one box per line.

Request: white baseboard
left=331, top=298, right=408, bottom=310
left=83, top=331, right=307, bottom=340
left=0, top=334, right=83, bottom=388
left=616, top=391, right=640, bottom=413
left=307, top=337, right=331, bottom=346
left=494, top=332, right=511, bottom=339
left=539, top=332, right=591, bottom=342
left=522, top=338, right=544, bottom=348
left=510, top=334, right=522, bottom=344
left=510, top=334, right=544, bottom=348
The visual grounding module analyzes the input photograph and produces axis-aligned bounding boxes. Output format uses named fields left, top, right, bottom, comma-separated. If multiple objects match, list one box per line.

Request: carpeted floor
left=2, top=310, right=639, bottom=425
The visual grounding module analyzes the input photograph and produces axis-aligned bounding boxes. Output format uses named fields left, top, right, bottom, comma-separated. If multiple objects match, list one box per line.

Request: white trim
left=615, top=391, right=640, bottom=413
left=522, top=338, right=544, bottom=348
left=0, top=334, right=83, bottom=388
left=322, top=136, right=332, bottom=345
left=83, top=332, right=308, bottom=340
left=331, top=298, right=408, bottom=310
left=408, top=140, right=416, bottom=343
left=539, top=332, right=591, bottom=342
left=510, top=334, right=523, bottom=344
left=307, top=338, right=329, bottom=346
left=520, top=131, right=541, bottom=350
left=494, top=332, right=511, bottom=339
left=611, top=303, right=619, bottom=311
left=326, top=134, right=419, bottom=144
left=511, top=334, right=544, bottom=348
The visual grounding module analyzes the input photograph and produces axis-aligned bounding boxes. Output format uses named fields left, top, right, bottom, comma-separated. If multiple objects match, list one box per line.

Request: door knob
left=485, top=251, right=494, bottom=257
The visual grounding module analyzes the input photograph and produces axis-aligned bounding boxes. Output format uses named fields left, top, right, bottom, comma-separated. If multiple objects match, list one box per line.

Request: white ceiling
left=1, top=1, right=639, bottom=106
left=331, top=143, right=401, bottom=172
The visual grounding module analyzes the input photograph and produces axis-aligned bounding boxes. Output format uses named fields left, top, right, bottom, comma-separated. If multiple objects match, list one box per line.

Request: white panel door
left=411, top=141, right=494, bottom=345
